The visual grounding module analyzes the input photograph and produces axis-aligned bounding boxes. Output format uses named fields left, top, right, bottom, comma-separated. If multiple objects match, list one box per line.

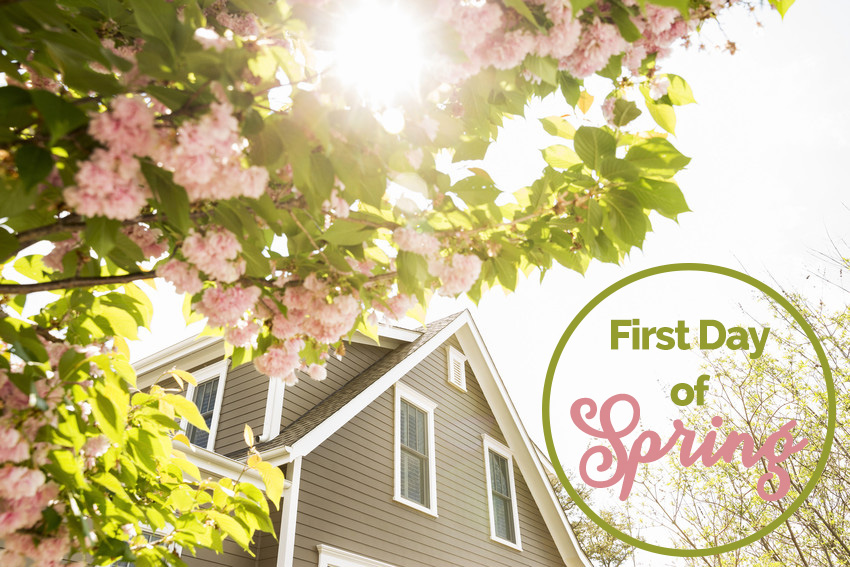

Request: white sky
left=131, top=1, right=848, bottom=562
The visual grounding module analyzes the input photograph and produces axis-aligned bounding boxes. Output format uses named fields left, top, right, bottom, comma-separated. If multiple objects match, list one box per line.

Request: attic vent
left=446, top=346, right=467, bottom=392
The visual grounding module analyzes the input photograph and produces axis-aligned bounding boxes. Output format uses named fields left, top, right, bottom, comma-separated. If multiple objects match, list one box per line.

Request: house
left=134, top=310, right=591, bottom=567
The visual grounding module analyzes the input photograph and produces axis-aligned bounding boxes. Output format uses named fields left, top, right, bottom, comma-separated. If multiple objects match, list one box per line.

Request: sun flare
left=331, top=2, right=426, bottom=107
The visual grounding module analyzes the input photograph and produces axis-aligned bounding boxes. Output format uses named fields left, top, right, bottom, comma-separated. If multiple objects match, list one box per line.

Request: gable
left=291, top=336, right=566, bottom=567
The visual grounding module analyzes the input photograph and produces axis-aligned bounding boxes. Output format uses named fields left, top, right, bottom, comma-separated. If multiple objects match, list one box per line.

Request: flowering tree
left=0, top=0, right=794, bottom=565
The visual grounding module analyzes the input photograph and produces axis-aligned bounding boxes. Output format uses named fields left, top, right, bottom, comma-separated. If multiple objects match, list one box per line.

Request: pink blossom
left=38, top=336, right=70, bottom=368
left=181, top=228, right=244, bottom=283
left=0, top=484, right=56, bottom=538
left=225, top=320, right=260, bottom=347
left=123, top=224, right=168, bottom=259
left=346, top=257, right=375, bottom=275
left=253, top=340, right=304, bottom=383
left=535, top=0, right=581, bottom=60
left=0, top=426, right=29, bottom=463
left=196, top=285, right=261, bottom=328
left=0, top=370, right=30, bottom=411
left=562, top=19, right=627, bottom=78
left=307, top=363, right=327, bottom=382
left=649, top=75, right=670, bottom=99
left=601, top=97, right=617, bottom=126
left=156, top=259, right=203, bottom=295
left=83, top=435, right=111, bottom=459
left=322, top=188, right=349, bottom=218
left=42, top=236, right=79, bottom=271
left=216, top=11, right=260, bottom=37
left=644, top=5, right=679, bottom=35
left=428, top=253, right=483, bottom=296
left=483, top=31, right=536, bottom=70
left=302, top=294, right=360, bottom=343
left=393, top=227, right=440, bottom=256
left=377, top=294, right=416, bottom=321
left=0, top=465, right=45, bottom=500
left=4, top=530, right=71, bottom=567
left=64, top=148, right=150, bottom=220
left=88, top=96, right=157, bottom=157
left=271, top=312, right=302, bottom=340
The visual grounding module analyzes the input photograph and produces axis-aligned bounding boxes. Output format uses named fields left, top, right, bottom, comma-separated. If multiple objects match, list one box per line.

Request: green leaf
left=320, top=220, right=376, bottom=246
left=597, top=55, right=623, bottom=80
left=15, top=145, right=53, bottom=189
left=85, top=217, right=122, bottom=258
left=599, top=157, right=639, bottom=181
left=128, top=0, right=177, bottom=55
left=570, top=0, right=596, bottom=11
left=504, top=0, right=540, bottom=27
left=647, top=0, right=689, bottom=17
left=573, top=127, right=616, bottom=171
left=397, top=251, right=429, bottom=297
left=163, top=393, right=209, bottom=432
left=141, top=162, right=190, bottom=232
left=645, top=98, right=676, bottom=134
left=30, top=91, right=88, bottom=145
left=540, top=116, right=576, bottom=140
left=769, top=0, right=795, bottom=17
left=558, top=73, right=581, bottom=107
left=0, top=230, right=18, bottom=263
left=542, top=145, right=582, bottom=169
left=602, top=191, right=649, bottom=248
left=524, top=55, right=557, bottom=85
left=252, top=460, right=284, bottom=509
left=492, top=257, right=518, bottom=291
left=665, top=74, right=696, bottom=105
left=611, top=3, right=641, bottom=42
left=630, top=178, right=690, bottom=219
left=625, top=138, right=691, bottom=178
left=611, top=99, right=642, bottom=128
left=452, top=176, right=501, bottom=206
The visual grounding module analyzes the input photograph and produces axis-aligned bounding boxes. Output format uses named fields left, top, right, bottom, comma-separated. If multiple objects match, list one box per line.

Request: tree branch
left=0, top=272, right=150, bottom=294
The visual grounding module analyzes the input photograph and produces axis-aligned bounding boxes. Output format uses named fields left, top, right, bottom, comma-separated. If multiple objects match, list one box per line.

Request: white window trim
left=446, top=345, right=467, bottom=392
left=393, top=382, right=438, bottom=517
left=180, top=359, right=230, bottom=452
left=482, top=434, right=522, bottom=551
left=317, top=544, right=398, bottom=567
left=259, top=377, right=285, bottom=443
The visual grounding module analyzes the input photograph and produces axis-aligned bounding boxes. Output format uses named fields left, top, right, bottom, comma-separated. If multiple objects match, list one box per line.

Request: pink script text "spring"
left=570, top=394, right=808, bottom=502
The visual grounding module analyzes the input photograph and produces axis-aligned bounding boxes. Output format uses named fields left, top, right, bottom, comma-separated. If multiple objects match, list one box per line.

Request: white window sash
left=482, top=434, right=522, bottom=551
left=393, top=382, right=438, bottom=517
left=180, top=359, right=230, bottom=452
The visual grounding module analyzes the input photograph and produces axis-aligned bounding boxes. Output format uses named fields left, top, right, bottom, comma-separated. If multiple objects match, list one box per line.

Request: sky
left=130, top=0, right=849, bottom=562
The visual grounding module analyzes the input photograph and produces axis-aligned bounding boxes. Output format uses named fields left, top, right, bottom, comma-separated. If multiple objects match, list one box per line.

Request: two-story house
left=134, top=310, right=591, bottom=567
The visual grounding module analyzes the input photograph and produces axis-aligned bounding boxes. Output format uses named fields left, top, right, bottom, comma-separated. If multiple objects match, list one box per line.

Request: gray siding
left=215, top=361, right=269, bottom=454
left=281, top=342, right=389, bottom=429
left=183, top=538, right=255, bottom=567
left=292, top=337, right=566, bottom=567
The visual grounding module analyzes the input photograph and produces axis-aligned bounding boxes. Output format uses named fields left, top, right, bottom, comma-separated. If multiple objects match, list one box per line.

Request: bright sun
left=331, top=2, right=426, bottom=109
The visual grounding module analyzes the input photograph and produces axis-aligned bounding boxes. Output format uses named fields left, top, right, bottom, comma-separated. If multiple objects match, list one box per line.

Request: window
left=393, top=383, right=438, bottom=516
left=482, top=434, right=522, bottom=550
left=180, top=359, right=229, bottom=452
left=317, top=544, right=398, bottom=567
left=446, top=345, right=467, bottom=391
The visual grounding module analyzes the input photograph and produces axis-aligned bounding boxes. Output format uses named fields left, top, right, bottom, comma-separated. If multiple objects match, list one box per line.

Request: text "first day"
left=611, top=319, right=770, bottom=360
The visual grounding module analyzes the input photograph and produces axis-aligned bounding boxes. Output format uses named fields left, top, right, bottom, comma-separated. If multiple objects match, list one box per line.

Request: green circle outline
left=542, top=263, right=836, bottom=557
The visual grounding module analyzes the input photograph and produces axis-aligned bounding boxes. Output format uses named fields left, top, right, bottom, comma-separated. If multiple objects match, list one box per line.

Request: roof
left=232, top=313, right=460, bottom=457
left=242, top=309, right=590, bottom=567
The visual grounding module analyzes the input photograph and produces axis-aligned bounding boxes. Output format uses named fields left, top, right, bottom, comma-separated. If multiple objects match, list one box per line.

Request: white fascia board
left=349, top=325, right=423, bottom=349
left=264, top=315, right=464, bottom=465
left=454, top=317, right=592, bottom=567
left=177, top=443, right=291, bottom=492
left=277, top=456, right=302, bottom=567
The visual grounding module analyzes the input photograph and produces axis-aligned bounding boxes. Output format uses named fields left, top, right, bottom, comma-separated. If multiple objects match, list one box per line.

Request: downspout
left=277, top=456, right=302, bottom=567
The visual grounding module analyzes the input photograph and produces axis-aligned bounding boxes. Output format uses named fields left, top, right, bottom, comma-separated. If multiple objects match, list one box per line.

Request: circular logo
left=542, top=263, right=836, bottom=557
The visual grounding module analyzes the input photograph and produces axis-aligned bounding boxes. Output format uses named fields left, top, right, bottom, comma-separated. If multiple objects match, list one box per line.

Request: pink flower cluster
left=196, top=285, right=261, bottom=328
left=272, top=275, right=361, bottom=344
left=42, top=236, right=80, bottom=272
left=253, top=339, right=305, bottom=384
left=428, top=254, right=483, bottom=296
left=436, top=0, right=698, bottom=82
left=0, top=528, right=79, bottom=567
left=157, top=100, right=269, bottom=201
left=393, top=227, right=440, bottom=256
left=181, top=228, right=245, bottom=283
left=0, top=426, right=30, bottom=463
left=123, top=224, right=168, bottom=259
left=375, top=294, right=416, bottom=321
left=65, top=93, right=270, bottom=221
left=156, top=259, right=203, bottom=295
